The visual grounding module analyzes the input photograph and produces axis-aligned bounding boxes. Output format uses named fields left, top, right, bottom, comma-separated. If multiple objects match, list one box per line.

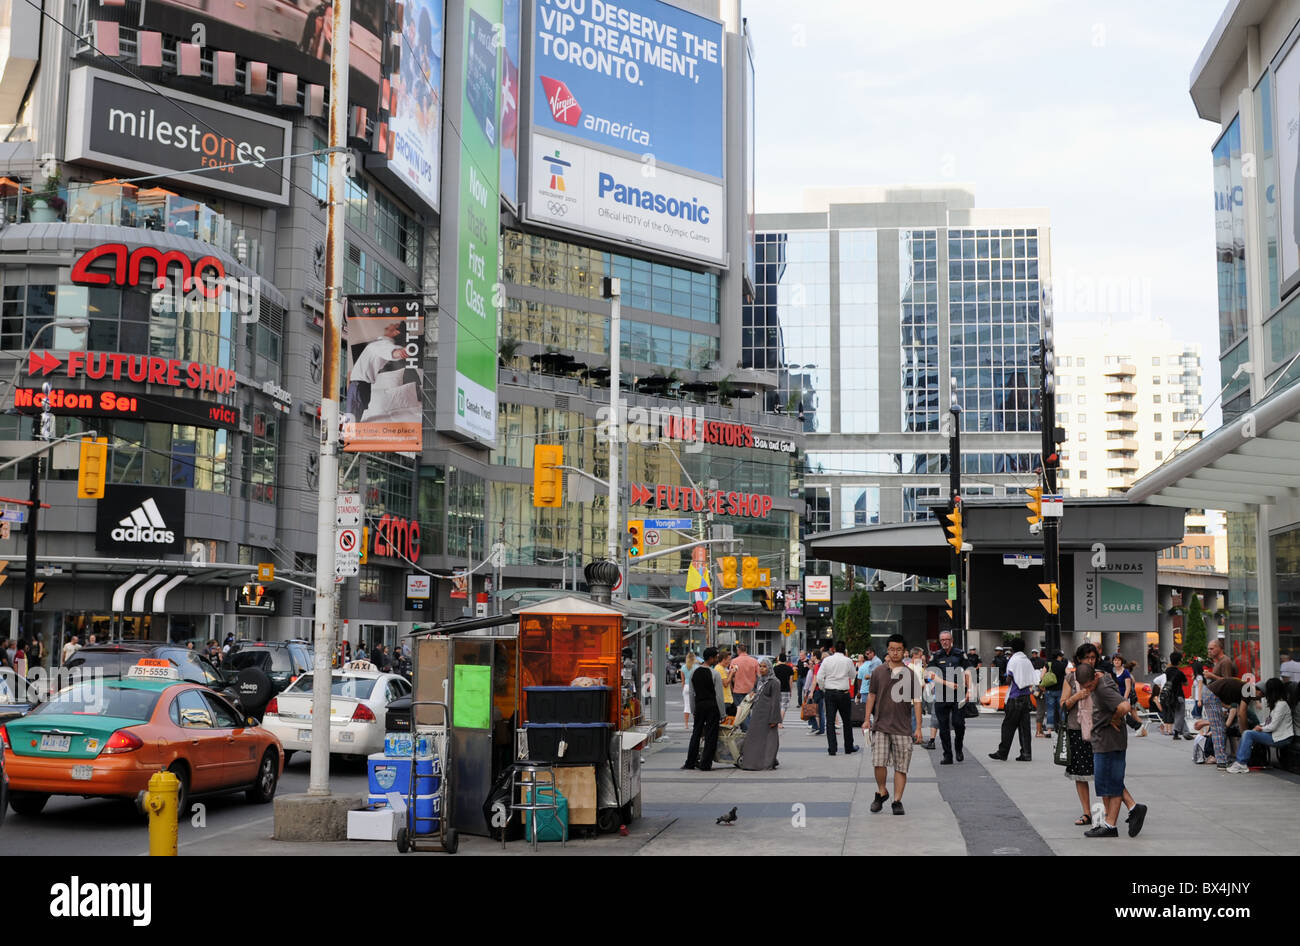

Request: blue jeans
left=1236, top=730, right=1286, bottom=765
left=1093, top=750, right=1127, bottom=798
left=808, top=689, right=824, bottom=732
left=1045, top=690, right=1061, bottom=730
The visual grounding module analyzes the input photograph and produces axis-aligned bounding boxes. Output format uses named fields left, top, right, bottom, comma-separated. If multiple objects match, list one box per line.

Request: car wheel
left=167, top=763, right=191, bottom=815
left=246, top=749, right=279, bottom=804
left=9, top=791, right=49, bottom=816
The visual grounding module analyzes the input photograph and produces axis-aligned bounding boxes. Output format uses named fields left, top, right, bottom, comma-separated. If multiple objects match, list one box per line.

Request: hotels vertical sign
left=453, top=0, right=502, bottom=444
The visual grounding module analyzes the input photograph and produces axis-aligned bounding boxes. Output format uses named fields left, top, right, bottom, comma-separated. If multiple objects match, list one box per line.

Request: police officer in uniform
left=929, top=630, right=971, bottom=764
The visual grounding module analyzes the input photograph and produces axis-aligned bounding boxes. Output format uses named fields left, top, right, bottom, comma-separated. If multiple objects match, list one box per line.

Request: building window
left=1154, top=413, right=1162, bottom=422
left=1077, top=358, right=1085, bottom=367
left=1077, top=414, right=1086, bottom=423
left=1077, top=395, right=1086, bottom=405
left=1079, top=470, right=1087, bottom=479
left=1152, top=357, right=1160, bottom=365
left=242, top=410, right=278, bottom=503
left=1155, top=432, right=1163, bottom=441
left=1079, top=432, right=1087, bottom=442
left=1155, top=450, right=1163, bottom=460
left=1080, top=451, right=1087, bottom=461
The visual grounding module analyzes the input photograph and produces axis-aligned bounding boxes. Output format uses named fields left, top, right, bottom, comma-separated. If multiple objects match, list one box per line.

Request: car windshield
left=29, top=682, right=161, bottom=721
left=290, top=675, right=377, bottom=699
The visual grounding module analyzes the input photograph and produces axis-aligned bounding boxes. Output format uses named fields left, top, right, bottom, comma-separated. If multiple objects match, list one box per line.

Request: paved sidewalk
left=175, top=697, right=1298, bottom=856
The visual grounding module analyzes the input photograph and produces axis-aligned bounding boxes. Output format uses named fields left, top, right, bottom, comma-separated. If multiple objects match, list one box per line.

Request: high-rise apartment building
left=1055, top=320, right=1204, bottom=496
left=747, top=188, right=1049, bottom=582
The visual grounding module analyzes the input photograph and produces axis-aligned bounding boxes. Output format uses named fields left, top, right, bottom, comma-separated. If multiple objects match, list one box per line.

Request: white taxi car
left=259, top=662, right=412, bottom=761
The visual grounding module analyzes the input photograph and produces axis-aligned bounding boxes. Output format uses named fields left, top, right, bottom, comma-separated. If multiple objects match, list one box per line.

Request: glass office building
left=749, top=189, right=1049, bottom=585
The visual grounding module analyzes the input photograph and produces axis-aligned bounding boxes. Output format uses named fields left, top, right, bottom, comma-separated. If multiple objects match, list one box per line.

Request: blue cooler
left=369, top=753, right=439, bottom=797
left=412, top=792, right=441, bottom=832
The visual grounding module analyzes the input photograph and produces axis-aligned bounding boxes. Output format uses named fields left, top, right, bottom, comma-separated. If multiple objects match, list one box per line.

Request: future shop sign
left=65, top=67, right=293, bottom=205
left=629, top=483, right=774, bottom=519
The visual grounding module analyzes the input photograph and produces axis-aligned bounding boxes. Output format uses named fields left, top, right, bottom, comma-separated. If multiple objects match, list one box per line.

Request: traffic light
left=626, top=520, right=644, bottom=558
left=741, top=556, right=759, bottom=589
left=532, top=444, right=564, bottom=507
left=762, top=589, right=775, bottom=611
left=719, top=556, right=738, bottom=589
left=360, top=526, right=369, bottom=565
left=945, top=599, right=955, bottom=621
left=77, top=437, right=108, bottom=499
left=0, top=561, right=7, bottom=588
left=1025, top=486, right=1043, bottom=527
left=1038, top=582, right=1059, bottom=615
left=32, top=581, right=45, bottom=605
left=943, top=501, right=963, bottom=554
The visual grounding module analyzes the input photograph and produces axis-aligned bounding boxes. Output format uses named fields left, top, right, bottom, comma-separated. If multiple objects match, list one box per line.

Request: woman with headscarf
left=739, top=659, right=781, bottom=770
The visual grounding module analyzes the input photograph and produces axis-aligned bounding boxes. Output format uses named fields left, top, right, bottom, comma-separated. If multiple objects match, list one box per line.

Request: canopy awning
left=1128, top=380, right=1300, bottom=512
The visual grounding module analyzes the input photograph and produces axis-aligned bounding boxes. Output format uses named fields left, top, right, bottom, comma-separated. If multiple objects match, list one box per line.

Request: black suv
left=63, top=641, right=273, bottom=717
left=223, top=640, right=314, bottom=697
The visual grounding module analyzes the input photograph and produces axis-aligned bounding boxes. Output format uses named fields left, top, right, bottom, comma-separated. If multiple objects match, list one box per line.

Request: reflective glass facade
left=1213, top=118, right=1248, bottom=355
left=901, top=230, right=939, bottom=431
left=839, top=230, right=880, bottom=433
left=948, top=228, right=1040, bottom=433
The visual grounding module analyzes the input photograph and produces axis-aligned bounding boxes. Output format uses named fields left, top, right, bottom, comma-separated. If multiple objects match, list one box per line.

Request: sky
left=744, top=0, right=1229, bottom=422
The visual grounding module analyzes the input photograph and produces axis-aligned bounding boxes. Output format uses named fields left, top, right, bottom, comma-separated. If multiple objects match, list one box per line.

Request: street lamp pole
left=22, top=383, right=53, bottom=652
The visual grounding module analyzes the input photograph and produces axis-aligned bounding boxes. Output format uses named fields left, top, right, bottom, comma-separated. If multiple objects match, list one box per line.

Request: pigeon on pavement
left=716, top=807, right=738, bottom=826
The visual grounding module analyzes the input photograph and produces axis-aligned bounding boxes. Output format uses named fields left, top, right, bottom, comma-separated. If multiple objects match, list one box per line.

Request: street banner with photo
left=389, top=0, right=446, bottom=213
left=343, top=295, right=425, bottom=453
left=450, top=569, right=469, bottom=599
left=500, top=0, right=521, bottom=206
left=784, top=583, right=802, bottom=616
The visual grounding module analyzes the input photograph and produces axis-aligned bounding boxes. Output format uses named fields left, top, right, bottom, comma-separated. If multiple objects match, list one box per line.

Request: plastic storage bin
left=523, top=722, right=612, bottom=764
left=524, top=686, right=611, bottom=724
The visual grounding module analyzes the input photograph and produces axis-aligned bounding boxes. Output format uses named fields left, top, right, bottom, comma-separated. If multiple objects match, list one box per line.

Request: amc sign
left=371, top=515, right=421, bottom=562
left=72, top=243, right=225, bottom=298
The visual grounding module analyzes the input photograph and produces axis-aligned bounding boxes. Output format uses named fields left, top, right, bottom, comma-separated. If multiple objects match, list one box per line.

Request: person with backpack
left=1163, top=652, right=1192, bottom=740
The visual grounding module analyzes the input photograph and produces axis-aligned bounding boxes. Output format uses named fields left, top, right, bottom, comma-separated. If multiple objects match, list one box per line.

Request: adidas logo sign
left=111, top=498, right=175, bottom=544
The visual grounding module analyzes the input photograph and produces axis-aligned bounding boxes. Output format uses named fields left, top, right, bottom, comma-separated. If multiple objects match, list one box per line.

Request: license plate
left=40, top=735, right=70, bottom=752
left=71, top=765, right=93, bottom=781
left=339, top=732, right=354, bottom=743
left=298, top=729, right=312, bottom=741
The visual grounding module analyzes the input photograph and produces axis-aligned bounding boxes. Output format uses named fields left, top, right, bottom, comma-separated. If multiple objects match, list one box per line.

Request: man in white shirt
left=60, top=634, right=80, bottom=666
left=815, top=640, right=859, bottom=756
left=989, top=637, right=1038, bottom=762
left=1280, top=650, right=1300, bottom=685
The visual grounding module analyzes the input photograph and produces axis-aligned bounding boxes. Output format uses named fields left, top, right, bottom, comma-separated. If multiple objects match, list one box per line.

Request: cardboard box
left=347, top=807, right=400, bottom=841
left=554, top=765, right=597, bottom=826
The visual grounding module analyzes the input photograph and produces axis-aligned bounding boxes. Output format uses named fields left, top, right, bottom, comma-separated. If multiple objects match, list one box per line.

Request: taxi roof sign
left=127, top=658, right=180, bottom=681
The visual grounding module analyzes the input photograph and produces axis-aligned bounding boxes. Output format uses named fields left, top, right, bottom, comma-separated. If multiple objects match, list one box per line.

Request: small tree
left=833, top=588, right=872, bottom=655
left=1183, top=593, right=1208, bottom=660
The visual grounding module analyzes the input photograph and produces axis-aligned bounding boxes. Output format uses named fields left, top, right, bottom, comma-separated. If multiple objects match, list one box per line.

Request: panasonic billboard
left=523, top=0, right=725, bottom=264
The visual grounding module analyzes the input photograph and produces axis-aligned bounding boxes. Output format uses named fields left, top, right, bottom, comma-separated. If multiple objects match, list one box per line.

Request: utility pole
left=1039, top=311, right=1062, bottom=656
left=22, top=382, right=52, bottom=650
left=946, top=391, right=964, bottom=650
left=306, top=0, right=350, bottom=798
left=603, top=277, right=621, bottom=569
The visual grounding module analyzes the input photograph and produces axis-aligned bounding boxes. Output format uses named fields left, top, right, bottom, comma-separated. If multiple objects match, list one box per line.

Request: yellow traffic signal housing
left=741, top=556, right=759, bottom=588
left=0, top=560, right=9, bottom=588
left=33, top=581, right=45, bottom=605
left=532, top=444, right=564, bottom=507
left=762, top=589, right=775, bottom=611
left=360, top=526, right=369, bottom=565
left=719, top=556, right=738, bottom=589
left=77, top=437, right=109, bottom=499
left=1026, top=486, right=1043, bottom=526
left=1038, top=582, right=1059, bottom=615
left=627, top=520, right=644, bottom=558
left=944, top=502, right=963, bottom=554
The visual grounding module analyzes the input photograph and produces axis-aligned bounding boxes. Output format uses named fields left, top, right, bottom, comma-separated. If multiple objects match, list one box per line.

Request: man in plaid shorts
left=863, top=633, right=924, bottom=815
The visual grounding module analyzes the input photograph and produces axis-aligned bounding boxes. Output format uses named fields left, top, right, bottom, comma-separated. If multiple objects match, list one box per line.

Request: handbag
left=1040, top=669, right=1058, bottom=689
left=851, top=700, right=867, bottom=726
left=800, top=698, right=819, bottom=721
left=1053, top=722, right=1070, bottom=766
left=961, top=700, right=981, bottom=719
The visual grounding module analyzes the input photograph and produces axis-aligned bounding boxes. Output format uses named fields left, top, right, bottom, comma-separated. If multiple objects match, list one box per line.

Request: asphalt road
left=0, top=752, right=370, bottom=855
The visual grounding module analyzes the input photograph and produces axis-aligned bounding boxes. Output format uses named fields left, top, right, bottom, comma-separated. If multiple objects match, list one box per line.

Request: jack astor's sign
left=629, top=483, right=774, bottom=519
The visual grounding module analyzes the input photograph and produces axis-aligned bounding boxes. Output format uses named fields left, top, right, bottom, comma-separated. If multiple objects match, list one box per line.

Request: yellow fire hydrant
left=143, top=770, right=180, bottom=856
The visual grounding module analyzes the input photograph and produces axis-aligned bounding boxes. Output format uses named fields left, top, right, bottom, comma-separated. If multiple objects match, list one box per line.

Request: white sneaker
left=1225, top=762, right=1249, bottom=774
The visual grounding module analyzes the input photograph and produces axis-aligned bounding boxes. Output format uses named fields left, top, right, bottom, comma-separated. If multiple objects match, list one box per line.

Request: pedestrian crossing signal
left=33, top=581, right=45, bottom=605
left=945, top=599, right=955, bottom=620
left=1038, top=582, right=1059, bottom=615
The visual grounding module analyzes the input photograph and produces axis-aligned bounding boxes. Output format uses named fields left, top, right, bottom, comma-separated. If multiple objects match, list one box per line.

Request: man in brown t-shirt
left=863, top=633, right=923, bottom=815
left=1201, top=637, right=1236, bottom=769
